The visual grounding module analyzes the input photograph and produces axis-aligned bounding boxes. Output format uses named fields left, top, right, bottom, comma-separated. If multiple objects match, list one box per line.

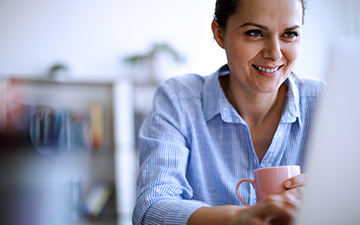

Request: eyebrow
left=240, top=22, right=301, bottom=31
left=284, top=25, right=301, bottom=31
left=240, top=22, right=269, bottom=30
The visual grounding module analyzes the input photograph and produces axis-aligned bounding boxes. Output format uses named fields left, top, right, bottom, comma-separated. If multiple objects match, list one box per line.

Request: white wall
left=0, top=0, right=222, bottom=81
left=294, top=0, right=360, bottom=79
left=0, top=0, right=359, bottom=81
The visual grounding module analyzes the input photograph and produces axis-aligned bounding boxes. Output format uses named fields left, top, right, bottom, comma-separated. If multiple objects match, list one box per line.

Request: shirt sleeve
left=132, top=79, right=210, bottom=225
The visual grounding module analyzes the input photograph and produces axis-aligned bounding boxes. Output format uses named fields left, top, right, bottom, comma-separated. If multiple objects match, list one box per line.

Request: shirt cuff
left=143, top=199, right=210, bottom=225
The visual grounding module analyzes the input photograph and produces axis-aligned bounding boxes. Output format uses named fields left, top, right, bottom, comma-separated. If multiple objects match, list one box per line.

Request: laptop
left=294, top=36, right=360, bottom=225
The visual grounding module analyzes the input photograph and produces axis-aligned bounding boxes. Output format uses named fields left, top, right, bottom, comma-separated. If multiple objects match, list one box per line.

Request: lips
left=253, top=65, right=283, bottom=73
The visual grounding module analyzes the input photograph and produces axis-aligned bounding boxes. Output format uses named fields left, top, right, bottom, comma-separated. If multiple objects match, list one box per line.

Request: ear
left=212, top=20, right=225, bottom=49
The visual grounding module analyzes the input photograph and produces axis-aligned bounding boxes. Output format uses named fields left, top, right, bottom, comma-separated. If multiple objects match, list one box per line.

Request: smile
left=253, top=65, right=282, bottom=73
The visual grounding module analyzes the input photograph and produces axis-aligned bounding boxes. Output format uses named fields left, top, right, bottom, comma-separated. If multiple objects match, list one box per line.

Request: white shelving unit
left=0, top=78, right=136, bottom=225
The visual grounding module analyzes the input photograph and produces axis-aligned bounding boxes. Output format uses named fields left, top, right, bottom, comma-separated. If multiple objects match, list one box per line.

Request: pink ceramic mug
left=236, top=165, right=301, bottom=206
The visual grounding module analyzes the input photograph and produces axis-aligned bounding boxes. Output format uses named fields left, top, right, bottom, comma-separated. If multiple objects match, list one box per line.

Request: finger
left=255, top=195, right=296, bottom=221
left=284, top=173, right=308, bottom=189
left=258, top=203, right=294, bottom=224
left=280, top=187, right=304, bottom=205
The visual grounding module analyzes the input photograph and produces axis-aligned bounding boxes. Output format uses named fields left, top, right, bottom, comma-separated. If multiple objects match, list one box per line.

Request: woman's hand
left=241, top=193, right=299, bottom=225
left=189, top=196, right=299, bottom=225
left=188, top=174, right=308, bottom=225
left=283, top=173, right=308, bottom=199
left=189, top=193, right=301, bottom=225
left=240, top=173, right=308, bottom=225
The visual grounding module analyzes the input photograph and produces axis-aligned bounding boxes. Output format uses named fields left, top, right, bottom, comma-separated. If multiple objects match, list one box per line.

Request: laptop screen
left=294, top=36, right=360, bottom=225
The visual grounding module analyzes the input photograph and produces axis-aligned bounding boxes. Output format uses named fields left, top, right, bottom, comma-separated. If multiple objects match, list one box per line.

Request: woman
left=133, top=0, right=325, bottom=224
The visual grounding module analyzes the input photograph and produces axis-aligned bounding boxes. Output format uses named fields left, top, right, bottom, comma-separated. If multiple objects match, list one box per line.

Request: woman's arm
left=188, top=196, right=297, bottom=225
left=133, top=78, right=208, bottom=225
left=188, top=174, right=306, bottom=225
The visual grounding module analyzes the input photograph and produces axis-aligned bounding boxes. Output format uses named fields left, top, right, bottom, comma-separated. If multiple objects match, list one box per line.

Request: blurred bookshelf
left=0, top=78, right=136, bottom=225
left=133, top=84, right=158, bottom=152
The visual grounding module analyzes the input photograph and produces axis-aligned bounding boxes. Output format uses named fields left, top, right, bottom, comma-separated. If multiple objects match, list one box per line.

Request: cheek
left=225, top=42, right=260, bottom=66
left=284, top=43, right=302, bottom=64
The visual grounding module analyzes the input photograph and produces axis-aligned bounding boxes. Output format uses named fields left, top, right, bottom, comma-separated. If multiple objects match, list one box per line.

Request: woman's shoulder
left=157, top=73, right=209, bottom=99
left=294, top=77, right=327, bottom=98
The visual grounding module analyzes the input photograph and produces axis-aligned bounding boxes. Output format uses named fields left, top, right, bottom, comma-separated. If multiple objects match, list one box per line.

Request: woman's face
left=213, top=0, right=303, bottom=94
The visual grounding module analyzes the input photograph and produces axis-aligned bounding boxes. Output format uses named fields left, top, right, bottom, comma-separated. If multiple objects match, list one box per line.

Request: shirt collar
left=203, top=66, right=220, bottom=121
left=203, top=65, right=245, bottom=123
left=203, top=65, right=301, bottom=124
left=281, top=75, right=301, bottom=124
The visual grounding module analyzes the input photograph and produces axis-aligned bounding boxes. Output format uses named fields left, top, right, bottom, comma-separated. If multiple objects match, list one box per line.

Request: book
left=89, top=103, right=104, bottom=151
left=83, top=181, right=113, bottom=218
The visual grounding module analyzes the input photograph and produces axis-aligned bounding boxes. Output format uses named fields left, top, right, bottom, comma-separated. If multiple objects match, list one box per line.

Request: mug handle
left=236, top=179, right=255, bottom=206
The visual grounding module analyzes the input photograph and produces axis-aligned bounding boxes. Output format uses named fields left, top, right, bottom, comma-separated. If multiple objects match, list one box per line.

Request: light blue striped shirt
left=133, top=65, right=325, bottom=225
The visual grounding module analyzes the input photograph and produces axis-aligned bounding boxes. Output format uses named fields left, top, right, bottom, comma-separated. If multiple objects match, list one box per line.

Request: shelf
left=0, top=77, right=137, bottom=225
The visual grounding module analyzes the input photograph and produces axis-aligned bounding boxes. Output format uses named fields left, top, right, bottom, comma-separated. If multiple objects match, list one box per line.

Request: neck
left=220, top=75, right=287, bottom=127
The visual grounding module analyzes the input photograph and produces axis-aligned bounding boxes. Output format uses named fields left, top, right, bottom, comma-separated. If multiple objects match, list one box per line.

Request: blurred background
left=0, top=0, right=359, bottom=225
left=0, top=0, right=358, bottom=81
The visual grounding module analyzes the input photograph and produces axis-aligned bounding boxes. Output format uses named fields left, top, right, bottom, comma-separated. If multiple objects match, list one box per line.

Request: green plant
left=123, top=42, right=186, bottom=84
left=49, top=63, right=68, bottom=74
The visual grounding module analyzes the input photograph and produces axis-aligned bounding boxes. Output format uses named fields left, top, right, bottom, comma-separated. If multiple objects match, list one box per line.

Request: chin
left=253, top=81, right=284, bottom=93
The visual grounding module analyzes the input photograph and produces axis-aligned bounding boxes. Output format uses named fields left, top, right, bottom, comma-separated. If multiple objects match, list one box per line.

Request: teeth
left=255, top=65, right=279, bottom=73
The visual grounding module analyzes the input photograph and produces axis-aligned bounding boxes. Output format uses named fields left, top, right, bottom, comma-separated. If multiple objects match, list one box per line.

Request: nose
left=262, top=37, right=282, bottom=62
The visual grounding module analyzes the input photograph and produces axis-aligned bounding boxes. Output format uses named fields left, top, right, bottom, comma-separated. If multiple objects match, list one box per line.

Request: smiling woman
left=132, top=0, right=326, bottom=225
left=213, top=0, right=303, bottom=95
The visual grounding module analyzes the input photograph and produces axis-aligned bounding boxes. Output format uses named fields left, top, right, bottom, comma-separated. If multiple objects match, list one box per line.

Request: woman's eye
left=245, top=30, right=263, bottom=37
left=283, top=32, right=299, bottom=39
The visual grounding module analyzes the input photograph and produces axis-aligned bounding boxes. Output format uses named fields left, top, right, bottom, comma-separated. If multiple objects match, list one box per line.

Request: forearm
left=188, top=196, right=298, bottom=225
left=187, top=205, right=247, bottom=225
left=133, top=195, right=209, bottom=225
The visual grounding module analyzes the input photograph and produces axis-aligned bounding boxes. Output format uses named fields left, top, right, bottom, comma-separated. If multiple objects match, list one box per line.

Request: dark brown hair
left=214, top=0, right=307, bottom=28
